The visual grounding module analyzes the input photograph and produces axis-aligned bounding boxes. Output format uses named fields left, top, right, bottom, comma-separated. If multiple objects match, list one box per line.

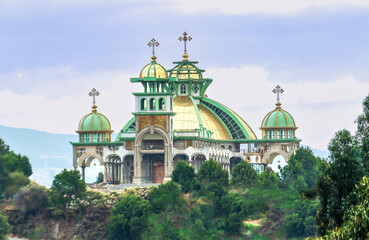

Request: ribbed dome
left=261, top=103, right=296, bottom=129
left=139, top=62, right=168, bottom=79
left=78, top=106, right=111, bottom=132
left=168, top=61, right=204, bottom=80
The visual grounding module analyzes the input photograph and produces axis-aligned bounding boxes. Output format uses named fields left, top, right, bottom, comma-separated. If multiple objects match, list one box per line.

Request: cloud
left=205, top=65, right=367, bottom=150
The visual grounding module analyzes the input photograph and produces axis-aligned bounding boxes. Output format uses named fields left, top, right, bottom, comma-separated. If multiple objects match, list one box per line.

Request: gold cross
left=148, top=38, right=159, bottom=62
left=89, top=88, right=100, bottom=106
left=272, top=85, right=284, bottom=103
left=179, top=32, right=192, bottom=61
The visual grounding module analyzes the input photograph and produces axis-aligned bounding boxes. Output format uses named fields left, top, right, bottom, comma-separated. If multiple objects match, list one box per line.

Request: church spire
left=272, top=85, right=284, bottom=109
left=148, top=38, right=159, bottom=62
left=89, top=88, right=100, bottom=112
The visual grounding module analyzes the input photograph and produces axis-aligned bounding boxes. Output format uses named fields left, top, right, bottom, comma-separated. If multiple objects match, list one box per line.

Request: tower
left=130, top=38, right=175, bottom=183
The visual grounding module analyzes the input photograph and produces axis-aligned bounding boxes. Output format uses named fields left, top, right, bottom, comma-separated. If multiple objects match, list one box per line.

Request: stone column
left=103, top=162, right=107, bottom=183
left=133, top=144, right=142, bottom=183
left=163, top=143, right=173, bottom=183
left=120, top=162, right=124, bottom=184
left=81, top=166, right=85, bottom=182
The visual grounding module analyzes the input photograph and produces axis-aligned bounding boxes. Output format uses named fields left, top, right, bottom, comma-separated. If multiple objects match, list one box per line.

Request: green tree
left=4, top=152, right=32, bottom=177
left=0, top=213, right=10, bottom=240
left=221, top=192, right=248, bottom=234
left=149, top=181, right=185, bottom=213
left=15, top=183, right=49, bottom=217
left=49, top=169, right=86, bottom=212
left=0, top=155, right=9, bottom=198
left=96, top=172, right=104, bottom=184
left=322, top=176, right=369, bottom=239
left=280, top=147, right=319, bottom=192
left=108, top=194, right=151, bottom=240
left=316, top=129, right=365, bottom=235
left=258, top=167, right=279, bottom=189
left=197, top=159, right=229, bottom=187
left=171, top=160, right=195, bottom=192
left=231, top=160, right=258, bottom=187
left=4, top=171, right=30, bottom=198
left=356, top=94, right=369, bottom=173
left=0, top=139, right=9, bottom=156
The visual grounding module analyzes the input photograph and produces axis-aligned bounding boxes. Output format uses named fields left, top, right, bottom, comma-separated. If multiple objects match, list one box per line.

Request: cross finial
left=89, top=88, right=100, bottom=110
left=272, top=85, right=284, bottom=107
left=179, top=32, right=192, bottom=61
left=148, top=38, right=159, bottom=62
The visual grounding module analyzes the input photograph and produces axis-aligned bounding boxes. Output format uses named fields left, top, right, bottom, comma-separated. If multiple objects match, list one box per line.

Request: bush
left=15, top=183, right=49, bottom=217
left=4, top=171, right=30, bottom=198
left=258, top=167, right=279, bottom=189
left=149, top=181, right=185, bottom=213
left=231, top=160, right=258, bottom=187
left=0, top=213, right=10, bottom=240
left=221, top=192, right=248, bottom=234
left=108, top=194, right=151, bottom=240
left=171, top=160, right=195, bottom=193
left=197, top=159, right=229, bottom=187
left=96, top=172, right=104, bottom=184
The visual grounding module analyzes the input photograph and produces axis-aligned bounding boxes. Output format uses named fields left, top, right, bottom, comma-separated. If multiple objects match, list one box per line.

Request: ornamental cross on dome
left=272, top=85, right=284, bottom=103
left=179, top=32, right=192, bottom=54
left=89, top=88, right=100, bottom=106
left=148, top=38, right=159, bottom=61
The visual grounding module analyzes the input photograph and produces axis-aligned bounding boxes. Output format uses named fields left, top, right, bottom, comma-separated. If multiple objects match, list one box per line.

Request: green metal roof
left=261, top=104, right=296, bottom=128
left=78, top=110, right=111, bottom=131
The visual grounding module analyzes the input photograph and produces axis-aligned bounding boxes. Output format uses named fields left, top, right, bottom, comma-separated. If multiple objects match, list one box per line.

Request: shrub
left=231, top=160, right=258, bottom=187
left=171, top=160, right=195, bottom=193
left=15, top=183, right=49, bottom=217
left=149, top=181, right=185, bottom=213
left=197, top=159, right=229, bottom=187
left=0, top=213, right=10, bottom=240
left=108, top=194, right=151, bottom=240
left=258, top=167, right=279, bottom=189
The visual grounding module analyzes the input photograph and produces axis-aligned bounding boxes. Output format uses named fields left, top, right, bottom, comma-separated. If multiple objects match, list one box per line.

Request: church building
left=71, top=33, right=301, bottom=184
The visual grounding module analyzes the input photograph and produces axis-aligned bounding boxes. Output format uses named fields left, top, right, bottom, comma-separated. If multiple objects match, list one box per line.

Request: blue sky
left=0, top=0, right=369, bottom=151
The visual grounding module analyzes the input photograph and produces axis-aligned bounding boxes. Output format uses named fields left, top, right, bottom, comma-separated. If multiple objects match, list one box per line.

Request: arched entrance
left=153, top=158, right=164, bottom=183
left=269, top=154, right=288, bottom=174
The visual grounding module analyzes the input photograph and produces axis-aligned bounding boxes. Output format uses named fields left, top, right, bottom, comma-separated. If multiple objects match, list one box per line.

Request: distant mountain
left=301, top=144, right=330, bottom=159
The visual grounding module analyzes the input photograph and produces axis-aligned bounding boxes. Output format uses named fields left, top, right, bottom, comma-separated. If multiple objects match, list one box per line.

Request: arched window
left=158, top=98, right=165, bottom=110
left=180, top=84, right=187, bottom=94
left=140, top=98, right=147, bottom=110
left=149, top=98, right=156, bottom=110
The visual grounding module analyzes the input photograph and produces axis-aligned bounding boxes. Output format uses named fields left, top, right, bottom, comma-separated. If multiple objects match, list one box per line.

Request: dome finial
left=89, top=88, right=100, bottom=112
left=179, top=32, right=192, bottom=61
left=272, top=85, right=284, bottom=108
left=148, top=38, right=159, bottom=62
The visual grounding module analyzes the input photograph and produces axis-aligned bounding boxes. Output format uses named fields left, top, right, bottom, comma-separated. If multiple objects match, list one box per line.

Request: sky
left=1, top=0, right=369, bottom=151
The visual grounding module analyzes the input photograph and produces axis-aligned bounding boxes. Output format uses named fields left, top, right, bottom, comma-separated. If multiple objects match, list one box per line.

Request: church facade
left=71, top=33, right=301, bottom=184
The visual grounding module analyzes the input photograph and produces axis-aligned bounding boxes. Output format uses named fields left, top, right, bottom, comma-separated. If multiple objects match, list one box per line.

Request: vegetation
left=49, top=169, right=87, bottom=212
left=171, top=160, right=195, bottom=192
left=96, top=171, right=104, bottom=184
left=231, top=160, right=258, bottom=187
left=108, top=194, right=151, bottom=240
left=0, top=213, right=10, bottom=240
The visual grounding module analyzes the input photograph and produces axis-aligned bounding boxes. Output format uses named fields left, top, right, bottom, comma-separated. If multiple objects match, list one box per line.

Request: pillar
left=120, top=162, right=124, bottom=184
left=163, top=143, right=173, bottom=183
left=103, top=162, right=107, bottom=183
left=81, top=166, right=85, bottom=182
left=133, top=144, right=142, bottom=183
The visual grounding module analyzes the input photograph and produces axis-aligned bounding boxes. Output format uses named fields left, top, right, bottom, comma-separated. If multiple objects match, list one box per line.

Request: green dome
left=78, top=106, right=111, bottom=132
left=261, top=103, right=296, bottom=129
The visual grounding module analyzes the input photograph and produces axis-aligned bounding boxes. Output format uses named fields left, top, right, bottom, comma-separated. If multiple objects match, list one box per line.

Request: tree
left=197, top=159, right=229, bottom=187
left=171, top=160, right=195, bottom=192
left=0, top=139, right=9, bottom=156
left=96, top=172, right=104, bottom=184
left=49, top=169, right=86, bottom=212
left=4, top=152, right=32, bottom=177
left=281, top=147, right=319, bottom=192
left=0, top=155, right=9, bottom=198
left=258, top=167, right=279, bottom=189
left=4, top=171, right=30, bottom=198
left=356, top=94, right=369, bottom=173
left=316, top=129, right=365, bottom=235
left=0, top=213, right=10, bottom=240
left=108, top=194, right=151, bottom=240
left=15, top=183, right=49, bottom=217
left=220, top=192, right=248, bottom=234
left=231, top=160, right=258, bottom=187
left=149, top=181, right=185, bottom=213
left=322, top=176, right=369, bottom=239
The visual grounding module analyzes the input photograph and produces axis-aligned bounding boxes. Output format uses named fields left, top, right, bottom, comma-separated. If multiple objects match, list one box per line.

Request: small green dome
left=78, top=106, right=111, bottom=131
left=139, top=61, right=168, bottom=79
left=261, top=103, right=296, bottom=129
